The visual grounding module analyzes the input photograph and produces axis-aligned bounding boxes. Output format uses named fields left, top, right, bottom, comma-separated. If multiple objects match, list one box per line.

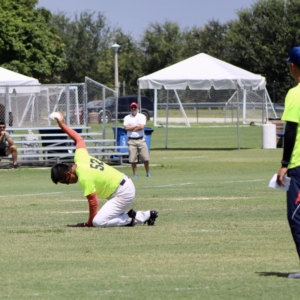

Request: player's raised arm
left=49, top=112, right=86, bottom=149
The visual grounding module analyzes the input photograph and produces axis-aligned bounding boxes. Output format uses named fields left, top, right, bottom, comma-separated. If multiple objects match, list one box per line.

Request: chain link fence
left=0, top=80, right=290, bottom=130
left=0, top=79, right=118, bottom=130
left=0, top=84, right=86, bottom=128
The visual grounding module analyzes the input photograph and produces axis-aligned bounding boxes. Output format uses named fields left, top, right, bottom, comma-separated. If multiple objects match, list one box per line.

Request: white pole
left=111, top=43, right=120, bottom=95
left=242, top=89, right=246, bottom=123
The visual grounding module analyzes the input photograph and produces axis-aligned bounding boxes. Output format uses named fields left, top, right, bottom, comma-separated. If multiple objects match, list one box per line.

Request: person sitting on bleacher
left=0, top=121, right=18, bottom=168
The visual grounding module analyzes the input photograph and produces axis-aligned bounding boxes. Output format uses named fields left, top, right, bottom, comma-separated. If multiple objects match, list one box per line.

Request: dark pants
left=0, top=148, right=7, bottom=156
left=287, top=166, right=300, bottom=259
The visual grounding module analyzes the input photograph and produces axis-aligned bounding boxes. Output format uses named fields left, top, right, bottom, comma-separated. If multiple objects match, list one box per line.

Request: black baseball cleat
left=146, top=210, right=158, bottom=226
left=126, top=209, right=136, bottom=226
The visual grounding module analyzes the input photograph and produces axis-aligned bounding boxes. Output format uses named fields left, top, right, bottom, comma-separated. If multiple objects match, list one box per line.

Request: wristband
left=281, top=160, right=289, bottom=167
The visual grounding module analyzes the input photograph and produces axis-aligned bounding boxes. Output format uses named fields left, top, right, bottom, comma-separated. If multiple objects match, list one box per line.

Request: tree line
left=1, top=0, right=300, bottom=102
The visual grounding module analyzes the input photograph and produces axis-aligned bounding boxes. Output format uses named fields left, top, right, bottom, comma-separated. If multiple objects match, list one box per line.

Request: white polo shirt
left=123, top=112, right=146, bottom=138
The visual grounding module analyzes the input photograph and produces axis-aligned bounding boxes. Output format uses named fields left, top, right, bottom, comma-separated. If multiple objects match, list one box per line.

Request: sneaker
left=145, top=210, right=158, bottom=226
left=146, top=173, right=152, bottom=178
left=288, top=272, right=300, bottom=279
left=126, top=209, right=136, bottom=226
left=133, top=174, right=138, bottom=178
left=13, top=164, right=19, bottom=169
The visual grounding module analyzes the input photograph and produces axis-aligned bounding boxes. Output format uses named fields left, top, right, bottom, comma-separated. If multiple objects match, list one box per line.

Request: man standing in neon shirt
left=277, top=46, right=300, bottom=278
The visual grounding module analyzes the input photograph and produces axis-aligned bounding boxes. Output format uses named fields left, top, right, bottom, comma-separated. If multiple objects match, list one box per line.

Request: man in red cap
left=123, top=102, right=151, bottom=178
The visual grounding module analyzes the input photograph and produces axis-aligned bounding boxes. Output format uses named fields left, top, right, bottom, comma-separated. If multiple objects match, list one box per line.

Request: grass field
left=1, top=124, right=299, bottom=299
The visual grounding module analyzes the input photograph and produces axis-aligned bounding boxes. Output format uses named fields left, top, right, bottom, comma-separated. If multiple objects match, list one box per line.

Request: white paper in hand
left=268, top=173, right=291, bottom=191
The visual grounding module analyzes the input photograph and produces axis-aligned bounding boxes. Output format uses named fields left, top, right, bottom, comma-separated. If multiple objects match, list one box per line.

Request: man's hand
left=277, top=167, right=288, bottom=186
left=75, top=222, right=89, bottom=227
left=49, top=112, right=65, bottom=125
left=0, top=130, right=6, bottom=141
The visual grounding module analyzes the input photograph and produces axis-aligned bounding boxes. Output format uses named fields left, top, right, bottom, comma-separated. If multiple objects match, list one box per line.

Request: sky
left=37, top=0, right=255, bottom=40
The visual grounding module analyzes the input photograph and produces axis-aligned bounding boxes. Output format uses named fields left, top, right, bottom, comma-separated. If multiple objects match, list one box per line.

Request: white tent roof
left=138, top=53, right=266, bottom=90
left=0, top=67, right=40, bottom=93
left=0, top=67, right=39, bottom=86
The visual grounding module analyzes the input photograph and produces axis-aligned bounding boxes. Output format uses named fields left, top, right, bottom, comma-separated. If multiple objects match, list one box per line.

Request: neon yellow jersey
left=74, top=148, right=124, bottom=198
left=282, top=83, right=300, bottom=169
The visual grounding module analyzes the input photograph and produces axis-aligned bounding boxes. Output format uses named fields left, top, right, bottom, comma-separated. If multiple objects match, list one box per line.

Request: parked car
left=87, top=100, right=103, bottom=113
left=98, top=95, right=154, bottom=123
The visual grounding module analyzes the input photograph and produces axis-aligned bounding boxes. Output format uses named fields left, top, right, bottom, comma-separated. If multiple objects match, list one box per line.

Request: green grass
left=1, top=125, right=297, bottom=300
left=90, top=120, right=263, bottom=150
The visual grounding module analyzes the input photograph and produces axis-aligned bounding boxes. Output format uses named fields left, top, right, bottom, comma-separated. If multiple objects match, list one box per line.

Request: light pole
left=111, top=43, right=120, bottom=96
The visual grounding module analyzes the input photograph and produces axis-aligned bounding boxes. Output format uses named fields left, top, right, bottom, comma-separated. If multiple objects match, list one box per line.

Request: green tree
left=183, top=20, right=229, bottom=61
left=0, top=0, right=66, bottom=83
left=51, top=10, right=143, bottom=92
left=113, top=31, right=143, bottom=93
left=51, top=10, right=112, bottom=83
left=140, top=21, right=185, bottom=76
left=226, top=0, right=300, bottom=101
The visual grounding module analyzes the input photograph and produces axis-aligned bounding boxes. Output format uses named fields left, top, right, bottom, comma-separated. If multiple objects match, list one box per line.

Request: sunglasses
left=131, top=107, right=137, bottom=110
left=0, top=126, right=5, bottom=129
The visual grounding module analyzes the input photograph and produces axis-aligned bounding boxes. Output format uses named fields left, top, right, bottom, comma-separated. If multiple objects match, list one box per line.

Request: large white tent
left=137, top=53, right=275, bottom=149
left=0, top=67, right=39, bottom=87
left=138, top=53, right=266, bottom=91
left=0, top=67, right=40, bottom=127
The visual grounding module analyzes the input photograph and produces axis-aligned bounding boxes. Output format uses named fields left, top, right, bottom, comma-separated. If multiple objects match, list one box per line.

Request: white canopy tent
left=137, top=53, right=275, bottom=150
left=0, top=67, right=39, bottom=92
left=0, top=67, right=40, bottom=127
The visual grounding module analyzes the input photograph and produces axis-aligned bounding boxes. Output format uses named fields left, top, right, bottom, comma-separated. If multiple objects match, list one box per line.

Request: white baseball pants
left=92, top=176, right=151, bottom=227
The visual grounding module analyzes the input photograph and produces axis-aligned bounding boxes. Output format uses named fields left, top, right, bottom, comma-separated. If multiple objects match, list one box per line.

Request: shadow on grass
left=256, top=272, right=289, bottom=278
left=152, top=147, right=254, bottom=151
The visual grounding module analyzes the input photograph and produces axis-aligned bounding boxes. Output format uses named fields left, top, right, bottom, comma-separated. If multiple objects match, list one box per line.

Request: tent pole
left=242, top=89, right=246, bottom=124
left=174, top=90, right=190, bottom=127
left=65, top=85, right=70, bottom=126
left=154, top=89, right=157, bottom=127
left=263, top=88, right=267, bottom=124
left=237, top=87, right=240, bottom=151
left=265, top=88, right=277, bottom=118
left=138, top=86, right=141, bottom=108
left=165, top=90, right=169, bottom=149
left=45, top=88, right=51, bottom=126
left=74, top=86, right=80, bottom=125
left=5, top=87, right=9, bottom=127
left=102, top=88, right=106, bottom=139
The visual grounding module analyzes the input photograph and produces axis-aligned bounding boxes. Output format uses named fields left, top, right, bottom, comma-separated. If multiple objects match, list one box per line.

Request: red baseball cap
left=130, top=102, right=138, bottom=108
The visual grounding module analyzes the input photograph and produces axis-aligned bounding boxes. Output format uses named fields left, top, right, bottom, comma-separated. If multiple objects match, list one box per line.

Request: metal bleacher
left=0, top=128, right=129, bottom=167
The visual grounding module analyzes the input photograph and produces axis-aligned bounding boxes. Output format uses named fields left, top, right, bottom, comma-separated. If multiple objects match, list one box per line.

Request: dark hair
left=51, top=163, right=70, bottom=184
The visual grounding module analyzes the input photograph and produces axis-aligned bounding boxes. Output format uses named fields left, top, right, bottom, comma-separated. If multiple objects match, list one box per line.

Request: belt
left=120, top=179, right=126, bottom=186
left=129, top=136, right=143, bottom=140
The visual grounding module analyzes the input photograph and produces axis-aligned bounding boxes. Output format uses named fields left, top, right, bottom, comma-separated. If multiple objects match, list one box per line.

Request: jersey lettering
left=90, top=158, right=105, bottom=171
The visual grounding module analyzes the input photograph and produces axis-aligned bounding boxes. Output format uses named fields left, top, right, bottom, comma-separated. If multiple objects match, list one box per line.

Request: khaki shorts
left=128, top=139, right=150, bottom=163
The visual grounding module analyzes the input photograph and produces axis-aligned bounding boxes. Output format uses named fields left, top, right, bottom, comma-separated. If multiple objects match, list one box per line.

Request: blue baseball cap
left=287, top=46, right=300, bottom=65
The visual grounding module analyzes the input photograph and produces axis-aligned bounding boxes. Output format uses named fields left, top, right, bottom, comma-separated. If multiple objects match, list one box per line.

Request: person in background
left=277, top=46, right=300, bottom=279
left=123, top=102, right=152, bottom=178
left=50, top=112, right=158, bottom=227
left=0, top=121, right=18, bottom=168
